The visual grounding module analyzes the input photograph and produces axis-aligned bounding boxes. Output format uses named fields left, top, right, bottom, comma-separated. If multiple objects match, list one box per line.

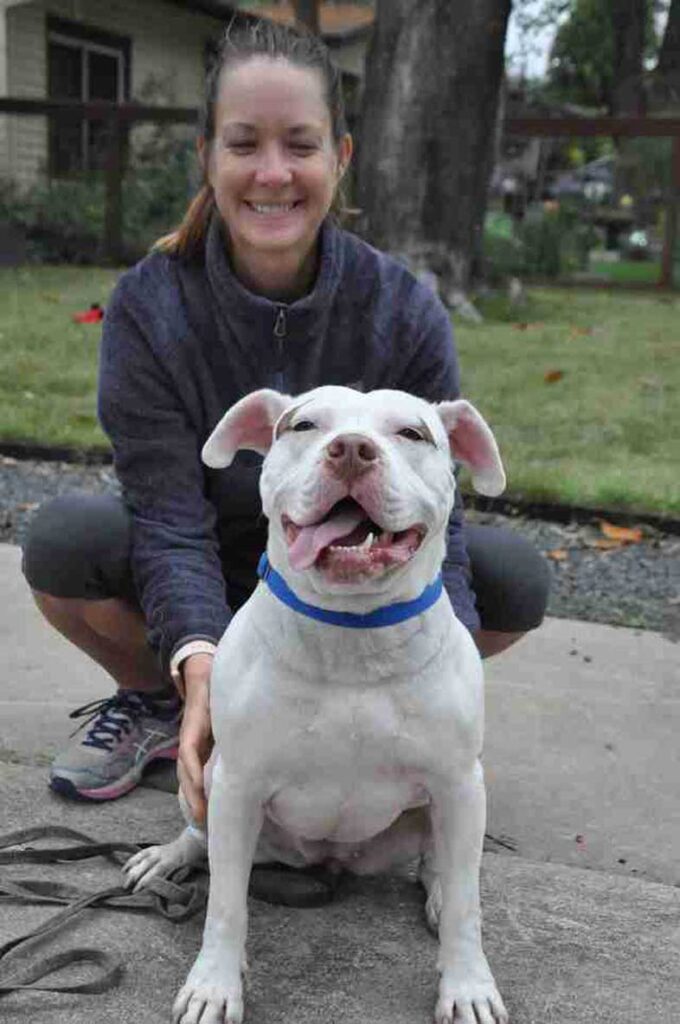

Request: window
left=47, top=18, right=130, bottom=176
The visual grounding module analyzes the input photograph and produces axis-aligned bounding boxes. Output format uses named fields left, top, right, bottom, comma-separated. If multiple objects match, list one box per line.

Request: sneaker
left=49, top=690, right=181, bottom=802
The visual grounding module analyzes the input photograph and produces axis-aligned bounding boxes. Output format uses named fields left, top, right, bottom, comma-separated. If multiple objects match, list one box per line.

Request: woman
left=22, top=19, right=549, bottom=827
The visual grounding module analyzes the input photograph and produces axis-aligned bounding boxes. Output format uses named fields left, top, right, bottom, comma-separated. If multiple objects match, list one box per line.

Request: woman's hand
left=177, top=652, right=214, bottom=825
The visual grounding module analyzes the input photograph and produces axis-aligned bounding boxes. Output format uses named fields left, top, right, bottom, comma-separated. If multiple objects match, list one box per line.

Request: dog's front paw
left=435, top=966, right=508, bottom=1024
left=123, top=829, right=206, bottom=892
left=173, top=962, right=244, bottom=1024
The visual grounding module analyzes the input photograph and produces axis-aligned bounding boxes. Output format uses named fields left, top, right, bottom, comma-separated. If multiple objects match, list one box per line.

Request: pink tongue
left=288, top=506, right=367, bottom=571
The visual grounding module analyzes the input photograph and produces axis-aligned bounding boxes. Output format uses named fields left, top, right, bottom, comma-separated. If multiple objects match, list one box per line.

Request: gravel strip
left=2, top=455, right=678, bottom=641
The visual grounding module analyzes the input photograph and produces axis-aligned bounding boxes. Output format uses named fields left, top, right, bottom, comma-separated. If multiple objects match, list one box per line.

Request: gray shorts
left=22, top=491, right=550, bottom=633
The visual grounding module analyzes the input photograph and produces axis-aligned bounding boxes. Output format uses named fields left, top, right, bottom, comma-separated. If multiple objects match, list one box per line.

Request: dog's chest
left=220, top=677, right=444, bottom=842
left=277, top=687, right=432, bottom=838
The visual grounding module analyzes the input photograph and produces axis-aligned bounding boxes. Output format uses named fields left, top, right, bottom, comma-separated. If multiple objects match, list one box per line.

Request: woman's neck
left=228, top=238, right=319, bottom=303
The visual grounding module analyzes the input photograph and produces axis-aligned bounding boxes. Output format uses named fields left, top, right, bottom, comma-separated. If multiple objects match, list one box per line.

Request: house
left=0, top=0, right=374, bottom=185
left=0, top=1, right=245, bottom=183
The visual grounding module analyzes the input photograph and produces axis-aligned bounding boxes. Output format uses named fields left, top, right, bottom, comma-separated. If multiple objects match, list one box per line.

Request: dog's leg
left=173, top=760, right=262, bottom=1024
left=429, top=761, right=508, bottom=1024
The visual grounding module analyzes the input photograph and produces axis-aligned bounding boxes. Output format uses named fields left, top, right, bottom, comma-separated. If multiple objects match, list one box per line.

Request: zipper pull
left=274, top=307, right=287, bottom=338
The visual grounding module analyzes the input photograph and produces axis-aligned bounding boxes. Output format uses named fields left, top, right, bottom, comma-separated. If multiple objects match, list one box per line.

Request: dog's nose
left=325, top=433, right=379, bottom=480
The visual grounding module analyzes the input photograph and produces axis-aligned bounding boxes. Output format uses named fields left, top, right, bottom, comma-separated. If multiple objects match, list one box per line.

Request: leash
left=0, top=825, right=207, bottom=997
left=0, top=825, right=341, bottom=998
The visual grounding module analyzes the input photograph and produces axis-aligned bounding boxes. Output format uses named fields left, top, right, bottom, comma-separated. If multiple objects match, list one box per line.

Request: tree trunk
left=609, top=0, right=646, bottom=114
left=355, top=0, right=511, bottom=297
left=655, top=0, right=680, bottom=104
left=293, top=0, right=320, bottom=34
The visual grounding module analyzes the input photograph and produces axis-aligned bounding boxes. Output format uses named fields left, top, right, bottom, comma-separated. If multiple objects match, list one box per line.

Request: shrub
left=0, top=127, right=196, bottom=264
left=483, top=202, right=597, bottom=282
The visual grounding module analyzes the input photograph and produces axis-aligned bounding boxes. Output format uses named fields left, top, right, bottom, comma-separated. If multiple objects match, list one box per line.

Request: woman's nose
left=254, top=145, right=293, bottom=186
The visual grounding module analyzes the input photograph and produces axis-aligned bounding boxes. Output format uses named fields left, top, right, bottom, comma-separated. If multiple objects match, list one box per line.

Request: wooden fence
left=1, top=98, right=680, bottom=283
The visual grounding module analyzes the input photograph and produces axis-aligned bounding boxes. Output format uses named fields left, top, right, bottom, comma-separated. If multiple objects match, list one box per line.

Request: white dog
left=124, top=386, right=509, bottom=1024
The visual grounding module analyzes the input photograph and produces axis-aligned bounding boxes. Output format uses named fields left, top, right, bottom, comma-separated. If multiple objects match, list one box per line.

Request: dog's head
left=203, top=387, right=505, bottom=604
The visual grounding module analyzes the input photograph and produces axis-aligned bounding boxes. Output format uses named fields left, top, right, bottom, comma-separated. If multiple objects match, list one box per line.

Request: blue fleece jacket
left=98, top=216, right=480, bottom=672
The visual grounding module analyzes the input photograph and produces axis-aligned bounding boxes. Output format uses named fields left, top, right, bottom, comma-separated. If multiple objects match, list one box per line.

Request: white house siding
left=2, top=0, right=222, bottom=184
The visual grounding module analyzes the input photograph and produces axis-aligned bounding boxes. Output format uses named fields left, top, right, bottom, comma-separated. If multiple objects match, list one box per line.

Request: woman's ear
left=337, top=133, right=353, bottom=180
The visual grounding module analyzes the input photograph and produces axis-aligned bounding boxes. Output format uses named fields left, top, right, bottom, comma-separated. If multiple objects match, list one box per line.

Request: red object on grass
left=72, top=303, right=104, bottom=324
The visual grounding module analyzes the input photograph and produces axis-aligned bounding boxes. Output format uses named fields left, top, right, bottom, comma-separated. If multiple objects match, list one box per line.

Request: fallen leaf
left=599, top=520, right=643, bottom=544
left=592, top=538, right=625, bottom=550
left=570, top=326, right=593, bottom=336
left=544, top=369, right=564, bottom=383
left=547, top=548, right=569, bottom=561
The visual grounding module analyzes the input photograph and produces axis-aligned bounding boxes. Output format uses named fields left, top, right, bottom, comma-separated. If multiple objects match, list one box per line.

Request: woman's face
left=203, top=56, right=351, bottom=288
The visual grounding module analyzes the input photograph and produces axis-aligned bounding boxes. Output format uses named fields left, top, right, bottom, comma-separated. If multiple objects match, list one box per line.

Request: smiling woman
left=21, top=19, right=549, bottom=840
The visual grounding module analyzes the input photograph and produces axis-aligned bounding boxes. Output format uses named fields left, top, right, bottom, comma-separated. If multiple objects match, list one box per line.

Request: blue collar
left=257, top=553, right=443, bottom=629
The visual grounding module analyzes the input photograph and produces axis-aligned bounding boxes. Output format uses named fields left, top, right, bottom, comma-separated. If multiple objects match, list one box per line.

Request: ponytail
left=153, top=183, right=215, bottom=259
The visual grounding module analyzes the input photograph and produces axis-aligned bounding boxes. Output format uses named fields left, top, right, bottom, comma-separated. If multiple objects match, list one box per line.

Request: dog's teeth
left=360, top=532, right=374, bottom=550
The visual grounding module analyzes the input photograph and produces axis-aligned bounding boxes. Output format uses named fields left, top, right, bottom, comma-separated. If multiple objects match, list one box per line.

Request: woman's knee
left=464, top=523, right=551, bottom=634
left=22, top=491, right=135, bottom=601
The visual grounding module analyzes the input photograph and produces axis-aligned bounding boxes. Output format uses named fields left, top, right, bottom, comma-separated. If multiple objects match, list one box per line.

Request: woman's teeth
left=249, top=202, right=296, bottom=214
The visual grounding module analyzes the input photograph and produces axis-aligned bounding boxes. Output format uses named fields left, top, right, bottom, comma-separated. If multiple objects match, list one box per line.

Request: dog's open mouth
left=282, top=497, right=425, bottom=582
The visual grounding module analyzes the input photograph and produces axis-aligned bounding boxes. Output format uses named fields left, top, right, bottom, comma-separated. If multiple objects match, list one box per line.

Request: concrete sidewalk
left=1, top=542, right=678, bottom=1023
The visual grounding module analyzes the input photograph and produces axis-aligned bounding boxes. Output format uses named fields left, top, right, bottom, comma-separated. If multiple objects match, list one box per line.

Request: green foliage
left=483, top=204, right=597, bottom=281
left=547, top=0, right=659, bottom=110
left=0, top=177, right=105, bottom=263
left=0, top=106, right=196, bottom=264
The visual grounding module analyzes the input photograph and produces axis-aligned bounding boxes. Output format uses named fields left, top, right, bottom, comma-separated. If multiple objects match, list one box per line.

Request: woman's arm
left=99, top=273, right=230, bottom=821
left=98, top=274, right=233, bottom=675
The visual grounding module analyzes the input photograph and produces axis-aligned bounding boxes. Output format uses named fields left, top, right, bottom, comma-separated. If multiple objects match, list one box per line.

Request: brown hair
left=154, top=17, right=348, bottom=260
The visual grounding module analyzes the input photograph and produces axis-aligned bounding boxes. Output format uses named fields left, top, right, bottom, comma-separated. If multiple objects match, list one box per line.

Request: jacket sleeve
left=98, top=273, right=232, bottom=674
left=395, top=290, right=481, bottom=635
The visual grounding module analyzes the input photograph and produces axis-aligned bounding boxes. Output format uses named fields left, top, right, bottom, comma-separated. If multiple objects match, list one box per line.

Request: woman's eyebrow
left=223, top=121, right=256, bottom=132
left=288, top=123, right=323, bottom=136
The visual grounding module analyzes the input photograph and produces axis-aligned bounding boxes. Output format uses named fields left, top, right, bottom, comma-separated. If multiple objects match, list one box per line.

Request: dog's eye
left=292, top=420, right=316, bottom=433
left=398, top=427, right=425, bottom=442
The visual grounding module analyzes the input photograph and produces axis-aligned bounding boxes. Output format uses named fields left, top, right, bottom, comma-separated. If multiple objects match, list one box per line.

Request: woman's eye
left=228, top=141, right=255, bottom=153
left=398, top=427, right=425, bottom=442
left=292, top=420, right=316, bottom=433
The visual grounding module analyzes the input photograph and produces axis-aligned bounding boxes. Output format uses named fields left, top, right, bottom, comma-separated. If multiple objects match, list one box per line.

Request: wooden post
left=103, top=111, right=124, bottom=265
left=660, top=136, right=680, bottom=288
left=293, top=0, right=320, bottom=33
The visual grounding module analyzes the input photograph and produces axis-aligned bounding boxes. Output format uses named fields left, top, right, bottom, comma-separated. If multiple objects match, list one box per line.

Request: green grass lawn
left=0, top=265, right=118, bottom=450
left=1, top=266, right=678, bottom=515
left=455, top=288, right=679, bottom=516
left=586, top=259, right=662, bottom=285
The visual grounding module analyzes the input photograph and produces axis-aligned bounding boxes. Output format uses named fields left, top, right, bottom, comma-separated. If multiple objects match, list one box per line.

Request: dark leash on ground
left=0, top=826, right=516, bottom=999
left=0, top=825, right=342, bottom=998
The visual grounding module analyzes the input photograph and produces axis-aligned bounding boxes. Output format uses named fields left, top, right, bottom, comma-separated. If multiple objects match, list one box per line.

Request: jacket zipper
left=273, top=307, right=287, bottom=391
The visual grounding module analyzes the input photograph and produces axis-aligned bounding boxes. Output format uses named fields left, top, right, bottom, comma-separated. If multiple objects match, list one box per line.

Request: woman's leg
left=24, top=491, right=165, bottom=691
left=463, top=523, right=551, bottom=659
left=22, top=492, right=180, bottom=801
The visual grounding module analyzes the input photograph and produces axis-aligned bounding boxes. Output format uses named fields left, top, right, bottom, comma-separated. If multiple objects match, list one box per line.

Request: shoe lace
left=68, top=692, right=156, bottom=752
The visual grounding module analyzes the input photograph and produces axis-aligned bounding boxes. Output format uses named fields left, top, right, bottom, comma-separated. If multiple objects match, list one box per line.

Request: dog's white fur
left=124, top=386, right=509, bottom=1024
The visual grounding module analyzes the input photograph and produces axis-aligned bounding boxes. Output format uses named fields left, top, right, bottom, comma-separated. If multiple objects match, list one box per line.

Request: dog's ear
left=202, top=389, right=292, bottom=468
left=435, top=400, right=506, bottom=497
